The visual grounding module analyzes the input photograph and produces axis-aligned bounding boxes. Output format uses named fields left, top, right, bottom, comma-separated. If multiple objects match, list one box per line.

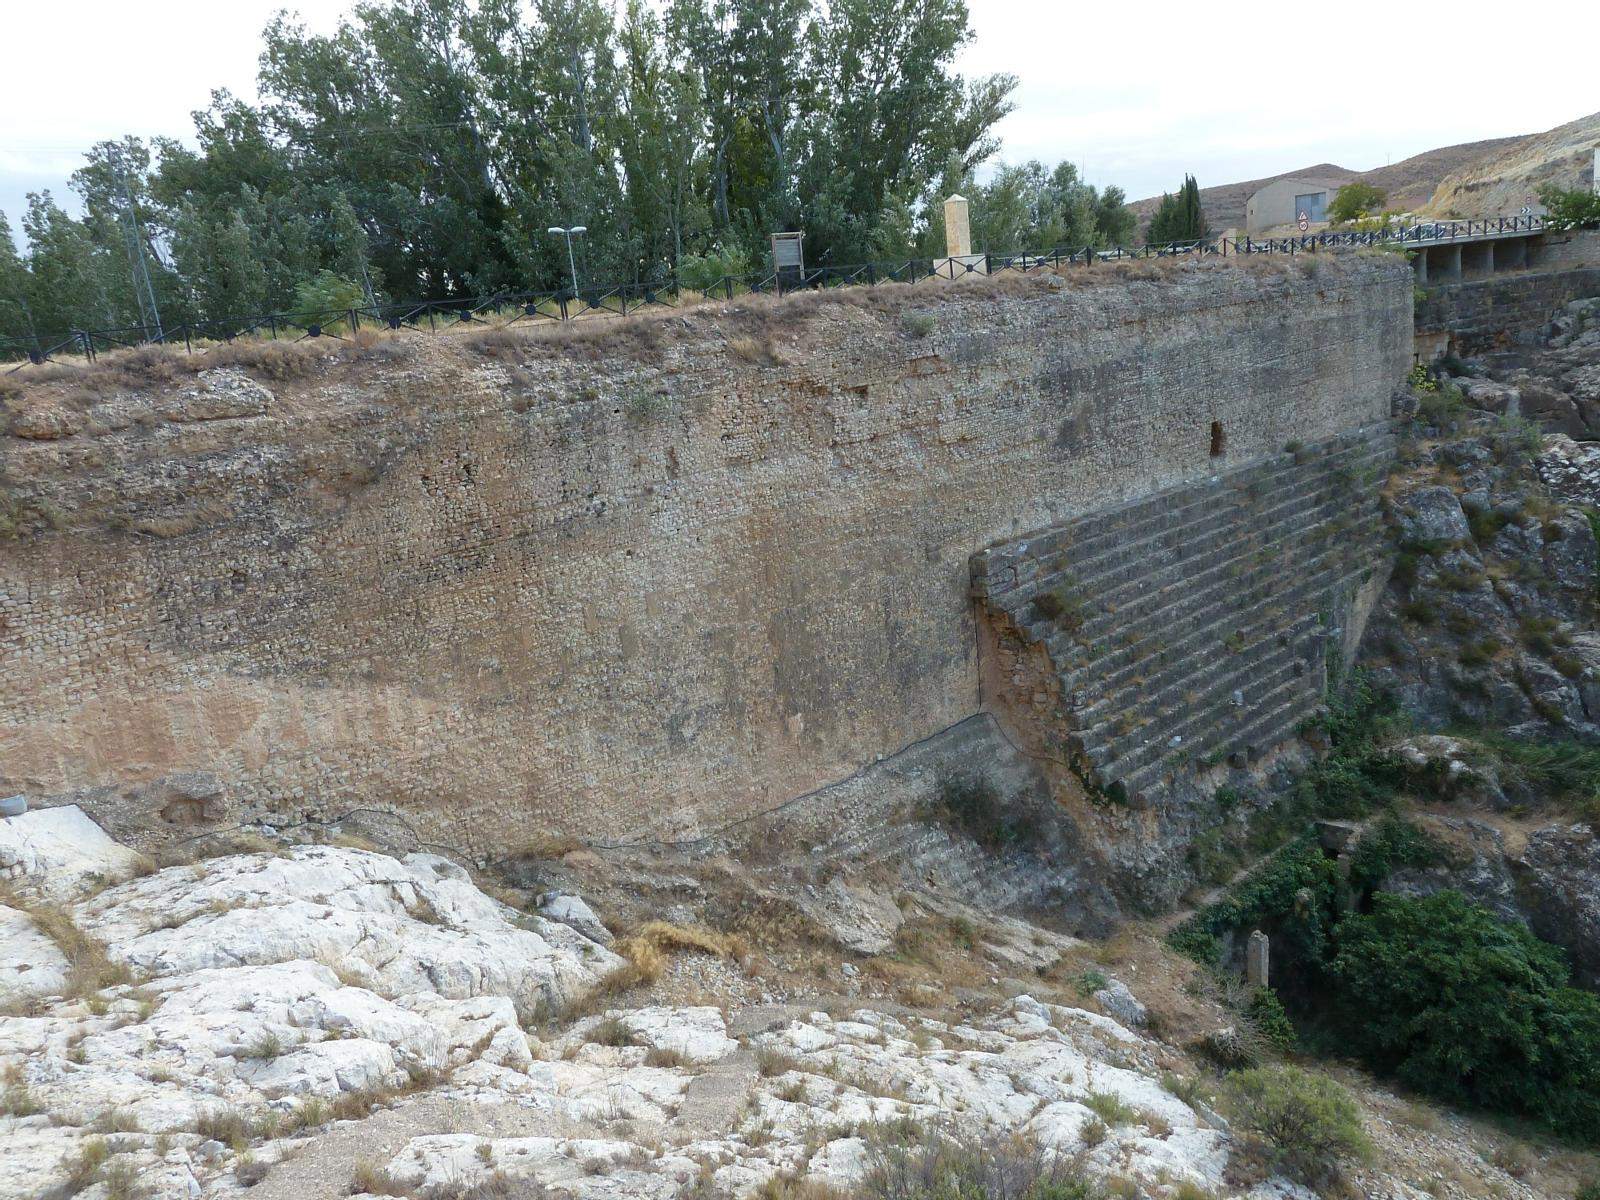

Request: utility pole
left=110, top=146, right=163, bottom=342
left=547, top=226, right=587, bottom=297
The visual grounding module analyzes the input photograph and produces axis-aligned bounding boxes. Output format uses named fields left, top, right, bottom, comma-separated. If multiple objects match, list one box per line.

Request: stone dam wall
left=0, top=257, right=1413, bottom=862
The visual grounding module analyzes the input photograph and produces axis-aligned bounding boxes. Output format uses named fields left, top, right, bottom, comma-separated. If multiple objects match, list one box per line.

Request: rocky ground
left=1349, top=305, right=1600, bottom=1000
left=1453, top=296, right=1600, bottom=440
left=3, top=805, right=1594, bottom=1200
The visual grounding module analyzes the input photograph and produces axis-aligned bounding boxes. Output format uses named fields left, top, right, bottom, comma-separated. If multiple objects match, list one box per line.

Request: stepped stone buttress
left=972, top=425, right=1395, bottom=808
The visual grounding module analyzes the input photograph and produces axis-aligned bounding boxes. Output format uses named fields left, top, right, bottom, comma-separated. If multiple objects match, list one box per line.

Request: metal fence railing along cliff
left=0, top=214, right=1548, bottom=370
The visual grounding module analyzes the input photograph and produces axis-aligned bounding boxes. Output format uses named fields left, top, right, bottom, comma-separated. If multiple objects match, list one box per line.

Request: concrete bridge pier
left=1430, top=244, right=1463, bottom=282
left=1462, top=240, right=1494, bottom=278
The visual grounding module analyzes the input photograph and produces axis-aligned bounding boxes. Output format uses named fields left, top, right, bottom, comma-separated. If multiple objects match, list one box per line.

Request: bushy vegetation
left=1330, top=891, right=1600, bottom=1140
left=861, top=1126, right=1100, bottom=1200
left=1461, top=731, right=1600, bottom=823
left=1538, top=185, right=1600, bottom=232
left=1327, top=183, right=1386, bottom=225
left=1223, top=1065, right=1371, bottom=1184
left=930, top=772, right=1039, bottom=853
left=291, top=271, right=367, bottom=323
left=677, top=245, right=751, bottom=294
left=1173, top=664, right=1600, bottom=1144
left=1146, top=175, right=1207, bottom=243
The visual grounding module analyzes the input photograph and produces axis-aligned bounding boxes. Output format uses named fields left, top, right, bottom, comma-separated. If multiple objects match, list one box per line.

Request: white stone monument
left=937, top=194, right=987, bottom=277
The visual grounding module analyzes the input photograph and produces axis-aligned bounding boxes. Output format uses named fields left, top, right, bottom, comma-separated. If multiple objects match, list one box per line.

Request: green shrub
left=1346, top=815, right=1443, bottom=893
left=1465, top=502, right=1510, bottom=543
left=1169, top=838, right=1341, bottom=976
left=1223, top=1065, right=1371, bottom=1184
left=677, top=245, right=750, bottom=293
left=1246, top=988, right=1296, bottom=1051
left=900, top=313, right=936, bottom=338
left=1416, top=385, right=1467, bottom=431
left=291, top=271, right=365, bottom=326
left=932, top=771, right=1038, bottom=852
left=1465, top=732, right=1600, bottom=820
left=1073, top=968, right=1109, bottom=997
left=1538, top=185, right=1600, bottom=232
left=1328, top=183, right=1386, bottom=224
left=1328, top=891, right=1600, bottom=1142
left=1519, top=614, right=1572, bottom=656
left=1083, top=1091, right=1137, bottom=1125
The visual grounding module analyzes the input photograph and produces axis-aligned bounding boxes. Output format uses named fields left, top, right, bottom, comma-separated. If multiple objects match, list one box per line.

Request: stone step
left=1058, top=532, right=1373, bottom=696
left=980, top=432, right=1391, bottom=607
left=1119, top=679, right=1323, bottom=798
left=973, top=423, right=1395, bottom=805
left=1082, top=627, right=1317, bottom=774
left=1107, top=662, right=1318, bottom=786
left=1011, top=444, right=1387, bottom=618
left=1038, top=473, right=1385, bottom=642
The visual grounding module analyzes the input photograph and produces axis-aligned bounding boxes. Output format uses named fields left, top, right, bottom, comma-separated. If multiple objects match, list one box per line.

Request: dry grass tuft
left=0, top=885, right=131, bottom=1000
left=349, top=1158, right=411, bottom=1196
left=727, top=334, right=781, bottom=366
left=644, top=1045, right=690, bottom=1069
left=202, top=339, right=322, bottom=380
left=577, top=920, right=746, bottom=1008
left=64, top=1137, right=111, bottom=1191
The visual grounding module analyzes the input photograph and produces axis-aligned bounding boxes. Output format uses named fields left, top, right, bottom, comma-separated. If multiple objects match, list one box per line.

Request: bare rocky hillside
left=4, top=801, right=1596, bottom=1200
left=1130, top=135, right=1524, bottom=231
left=1427, top=111, right=1600, bottom=218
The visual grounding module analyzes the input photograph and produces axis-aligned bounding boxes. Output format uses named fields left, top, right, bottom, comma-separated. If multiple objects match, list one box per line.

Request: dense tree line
left=0, top=0, right=1156, bottom=345
left=0, top=0, right=1150, bottom=342
left=1145, top=173, right=1205, bottom=243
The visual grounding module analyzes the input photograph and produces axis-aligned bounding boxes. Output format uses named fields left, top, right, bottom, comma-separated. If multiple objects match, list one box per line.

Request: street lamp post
left=547, top=226, right=587, bottom=298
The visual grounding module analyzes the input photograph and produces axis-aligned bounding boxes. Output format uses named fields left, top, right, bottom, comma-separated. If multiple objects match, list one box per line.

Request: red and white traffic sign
left=1297, top=211, right=1310, bottom=232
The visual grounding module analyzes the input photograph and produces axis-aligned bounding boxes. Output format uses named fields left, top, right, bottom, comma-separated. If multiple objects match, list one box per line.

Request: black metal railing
left=0, top=214, right=1549, bottom=370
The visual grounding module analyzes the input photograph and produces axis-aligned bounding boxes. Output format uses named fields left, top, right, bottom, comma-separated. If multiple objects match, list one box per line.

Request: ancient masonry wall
left=972, top=426, right=1394, bottom=810
left=0, top=258, right=1413, bottom=851
left=1416, top=231, right=1600, bottom=356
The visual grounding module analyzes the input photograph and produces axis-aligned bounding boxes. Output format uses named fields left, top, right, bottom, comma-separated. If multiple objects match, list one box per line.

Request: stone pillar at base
left=937, top=193, right=987, bottom=277
left=1246, top=929, right=1270, bottom=990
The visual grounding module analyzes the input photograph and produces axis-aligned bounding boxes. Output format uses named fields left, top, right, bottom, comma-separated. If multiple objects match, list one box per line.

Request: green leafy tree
left=1147, top=174, right=1207, bottom=244
left=1093, top=185, right=1137, bottom=247
left=1539, top=184, right=1600, bottom=232
left=8, top=0, right=1054, bottom=333
left=1328, top=182, right=1386, bottom=224
left=292, top=271, right=367, bottom=326
left=1329, top=890, right=1600, bottom=1141
left=0, top=211, right=41, bottom=345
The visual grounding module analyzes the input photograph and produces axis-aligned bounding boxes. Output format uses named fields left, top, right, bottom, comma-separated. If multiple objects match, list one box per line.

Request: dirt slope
left=1426, top=110, right=1600, bottom=217
left=1131, top=133, right=1527, bottom=232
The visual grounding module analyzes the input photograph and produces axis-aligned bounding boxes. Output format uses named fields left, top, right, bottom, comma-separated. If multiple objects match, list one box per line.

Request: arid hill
left=1131, top=133, right=1527, bottom=232
left=1426, top=110, right=1600, bottom=217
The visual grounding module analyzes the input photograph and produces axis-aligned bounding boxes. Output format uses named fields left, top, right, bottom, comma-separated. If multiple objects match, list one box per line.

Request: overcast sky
left=1, top=0, right=1597, bottom=238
